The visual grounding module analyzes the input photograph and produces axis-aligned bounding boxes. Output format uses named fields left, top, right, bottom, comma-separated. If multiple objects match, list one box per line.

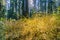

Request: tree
left=0, top=2, right=2, bottom=11
left=0, top=0, right=5, bottom=18
left=7, top=0, right=18, bottom=19
left=22, top=0, right=29, bottom=17
left=48, top=0, right=55, bottom=13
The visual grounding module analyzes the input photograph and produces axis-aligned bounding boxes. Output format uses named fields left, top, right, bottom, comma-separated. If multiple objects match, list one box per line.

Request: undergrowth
left=0, top=14, right=60, bottom=40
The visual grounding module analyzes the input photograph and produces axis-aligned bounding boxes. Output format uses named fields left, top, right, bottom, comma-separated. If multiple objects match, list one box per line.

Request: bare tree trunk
left=22, top=0, right=29, bottom=17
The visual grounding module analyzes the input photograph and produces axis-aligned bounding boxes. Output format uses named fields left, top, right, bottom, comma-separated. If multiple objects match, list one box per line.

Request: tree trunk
left=22, top=0, right=29, bottom=17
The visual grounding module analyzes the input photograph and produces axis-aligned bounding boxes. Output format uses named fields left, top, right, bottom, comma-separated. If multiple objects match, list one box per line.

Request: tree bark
left=22, top=0, right=29, bottom=17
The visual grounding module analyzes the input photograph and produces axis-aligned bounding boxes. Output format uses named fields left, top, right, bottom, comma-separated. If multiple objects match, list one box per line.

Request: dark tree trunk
left=0, top=2, right=2, bottom=11
left=48, top=0, right=54, bottom=14
left=22, top=0, right=29, bottom=17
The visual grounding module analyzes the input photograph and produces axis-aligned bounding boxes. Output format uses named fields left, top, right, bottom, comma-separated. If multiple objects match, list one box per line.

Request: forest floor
left=0, top=14, right=60, bottom=40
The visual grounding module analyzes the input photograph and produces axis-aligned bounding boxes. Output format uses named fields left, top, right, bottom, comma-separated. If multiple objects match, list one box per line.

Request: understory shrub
left=0, top=14, right=60, bottom=40
left=0, top=21, right=6, bottom=40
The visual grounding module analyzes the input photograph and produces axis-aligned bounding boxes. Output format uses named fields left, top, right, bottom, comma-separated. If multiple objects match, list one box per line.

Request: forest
left=0, top=0, right=60, bottom=40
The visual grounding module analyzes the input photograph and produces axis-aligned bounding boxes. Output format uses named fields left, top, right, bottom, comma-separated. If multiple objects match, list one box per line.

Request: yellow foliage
left=5, top=14, right=59, bottom=40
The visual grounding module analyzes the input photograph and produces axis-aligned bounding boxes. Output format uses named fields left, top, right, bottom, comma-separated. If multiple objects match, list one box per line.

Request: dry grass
left=4, top=14, right=59, bottom=40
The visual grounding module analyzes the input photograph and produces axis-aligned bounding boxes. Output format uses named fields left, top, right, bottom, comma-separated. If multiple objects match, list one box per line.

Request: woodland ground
left=0, top=14, right=60, bottom=40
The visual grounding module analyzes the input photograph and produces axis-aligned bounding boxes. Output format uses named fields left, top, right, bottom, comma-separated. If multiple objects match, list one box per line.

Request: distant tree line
left=0, top=0, right=60, bottom=19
